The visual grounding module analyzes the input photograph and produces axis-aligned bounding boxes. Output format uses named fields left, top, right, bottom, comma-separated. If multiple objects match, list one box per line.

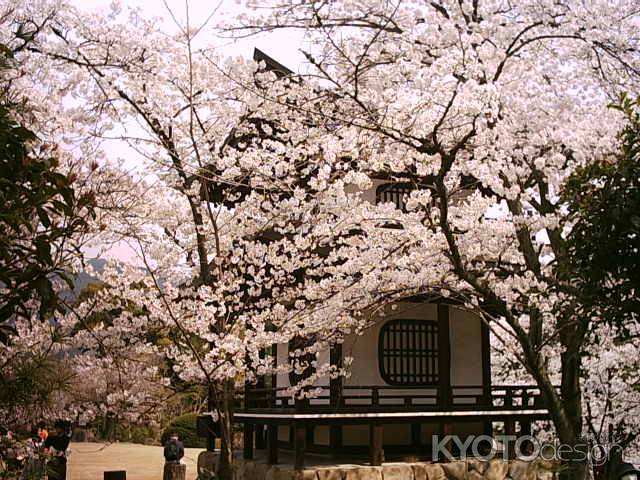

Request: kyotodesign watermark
left=432, top=435, right=617, bottom=466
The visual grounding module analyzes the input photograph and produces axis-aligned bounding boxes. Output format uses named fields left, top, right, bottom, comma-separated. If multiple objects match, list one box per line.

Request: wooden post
left=503, top=388, right=516, bottom=459
left=294, top=424, right=306, bottom=471
left=104, top=472, right=126, bottom=480
left=243, top=349, right=254, bottom=460
left=271, top=343, right=278, bottom=408
left=504, top=420, right=517, bottom=459
left=243, top=423, right=254, bottom=460
left=255, top=425, right=266, bottom=449
left=505, top=420, right=516, bottom=435
left=519, top=420, right=533, bottom=456
left=372, top=387, right=380, bottom=407
left=162, top=464, right=186, bottom=480
left=329, top=425, right=342, bottom=451
left=437, top=304, right=451, bottom=408
left=306, top=424, right=314, bottom=448
left=329, top=343, right=343, bottom=450
left=504, top=388, right=516, bottom=458
left=480, top=317, right=491, bottom=403
left=253, top=345, right=267, bottom=452
left=437, top=304, right=452, bottom=454
left=411, top=423, right=421, bottom=449
left=484, top=420, right=494, bottom=437
left=481, top=319, right=493, bottom=435
left=267, top=424, right=278, bottom=465
left=330, top=343, right=343, bottom=407
left=438, top=422, right=454, bottom=462
left=370, top=424, right=384, bottom=466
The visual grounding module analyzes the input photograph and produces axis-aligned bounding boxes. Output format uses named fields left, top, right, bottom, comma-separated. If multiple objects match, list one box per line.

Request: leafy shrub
left=160, top=413, right=205, bottom=448
left=116, top=423, right=159, bottom=445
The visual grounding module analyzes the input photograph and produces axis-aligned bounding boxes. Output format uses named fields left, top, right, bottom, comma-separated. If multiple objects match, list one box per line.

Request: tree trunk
left=206, top=383, right=216, bottom=452
left=532, top=347, right=587, bottom=480
left=511, top=314, right=588, bottom=480
left=216, top=380, right=235, bottom=480
left=556, top=318, right=588, bottom=480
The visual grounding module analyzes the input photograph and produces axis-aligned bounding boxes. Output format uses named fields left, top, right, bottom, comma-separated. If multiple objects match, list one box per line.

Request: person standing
left=44, top=420, right=71, bottom=480
left=20, top=426, right=46, bottom=480
left=163, top=434, right=185, bottom=465
left=37, top=422, right=48, bottom=444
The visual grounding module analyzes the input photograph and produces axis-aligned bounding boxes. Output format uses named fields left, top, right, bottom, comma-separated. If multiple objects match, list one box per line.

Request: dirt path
left=68, top=442, right=204, bottom=480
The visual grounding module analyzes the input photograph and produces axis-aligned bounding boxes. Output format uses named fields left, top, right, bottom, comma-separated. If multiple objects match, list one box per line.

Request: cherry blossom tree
left=493, top=320, right=640, bottom=458
left=5, top=2, right=640, bottom=480
left=6, top=3, right=409, bottom=477
left=229, top=2, right=640, bottom=478
left=488, top=91, right=640, bottom=463
left=0, top=1, right=175, bottom=442
left=582, top=324, right=640, bottom=457
left=0, top=7, right=97, bottom=338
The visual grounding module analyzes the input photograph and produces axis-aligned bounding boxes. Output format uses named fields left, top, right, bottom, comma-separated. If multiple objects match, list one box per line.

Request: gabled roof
left=253, top=48, right=294, bottom=77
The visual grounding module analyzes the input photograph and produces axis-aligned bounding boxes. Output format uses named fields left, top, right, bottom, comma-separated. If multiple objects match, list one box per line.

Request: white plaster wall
left=276, top=343, right=290, bottom=387
left=449, top=308, right=483, bottom=387
left=344, top=179, right=387, bottom=205
left=275, top=343, right=330, bottom=406
left=273, top=303, right=486, bottom=446
left=311, top=346, right=330, bottom=406
left=339, top=303, right=485, bottom=446
left=276, top=343, right=290, bottom=405
left=343, top=302, right=438, bottom=388
left=315, top=347, right=330, bottom=386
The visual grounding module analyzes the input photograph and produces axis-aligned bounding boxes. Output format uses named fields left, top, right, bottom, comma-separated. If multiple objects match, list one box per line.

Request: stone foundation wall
left=234, top=459, right=558, bottom=480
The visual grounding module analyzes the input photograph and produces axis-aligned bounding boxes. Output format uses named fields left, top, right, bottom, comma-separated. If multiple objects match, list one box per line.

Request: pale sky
left=71, top=0, right=307, bottom=71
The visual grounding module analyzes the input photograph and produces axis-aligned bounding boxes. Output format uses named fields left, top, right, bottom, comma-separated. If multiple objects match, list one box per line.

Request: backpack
left=165, top=441, right=179, bottom=461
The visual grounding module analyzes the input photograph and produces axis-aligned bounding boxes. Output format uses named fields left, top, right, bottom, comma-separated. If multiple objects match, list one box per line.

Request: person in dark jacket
left=44, top=420, right=71, bottom=480
left=20, top=425, right=46, bottom=479
left=163, top=434, right=185, bottom=464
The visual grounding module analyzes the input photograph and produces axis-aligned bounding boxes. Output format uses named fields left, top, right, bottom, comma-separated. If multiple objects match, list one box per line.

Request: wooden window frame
left=378, top=319, right=439, bottom=386
left=375, top=182, right=414, bottom=212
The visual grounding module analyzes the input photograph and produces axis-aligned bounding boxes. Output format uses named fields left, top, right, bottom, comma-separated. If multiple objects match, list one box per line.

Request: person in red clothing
left=37, top=422, right=48, bottom=443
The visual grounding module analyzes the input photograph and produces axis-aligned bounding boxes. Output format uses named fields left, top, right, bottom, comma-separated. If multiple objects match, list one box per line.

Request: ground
left=67, top=442, right=204, bottom=480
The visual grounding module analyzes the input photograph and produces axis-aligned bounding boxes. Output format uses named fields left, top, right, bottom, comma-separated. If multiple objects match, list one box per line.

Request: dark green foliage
left=115, top=422, right=160, bottom=445
left=0, top=32, right=95, bottom=426
left=562, top=93, right=640, bottom=328
left=0, top=107, right=93, bottom=327
left=160, top=413, right=205, bottom=448
left=0, top=42, right=95, bottom=339
left=0, top=354, right=74, bottom=425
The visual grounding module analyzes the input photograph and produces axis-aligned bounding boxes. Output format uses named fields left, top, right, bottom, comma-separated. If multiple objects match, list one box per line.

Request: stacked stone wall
left=233, top=458, right=558, bottom=480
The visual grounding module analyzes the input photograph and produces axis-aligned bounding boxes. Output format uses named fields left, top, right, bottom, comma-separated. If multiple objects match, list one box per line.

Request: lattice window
left=375, top=182, right=414, bottom=212
left=379, top=319, right=439, bottom=386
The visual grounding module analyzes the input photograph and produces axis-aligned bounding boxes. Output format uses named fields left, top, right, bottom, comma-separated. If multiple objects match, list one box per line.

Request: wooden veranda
left=237, top=384, right=551, bottom=470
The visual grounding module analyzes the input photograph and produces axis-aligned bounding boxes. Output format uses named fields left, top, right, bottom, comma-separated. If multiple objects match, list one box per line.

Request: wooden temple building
left=233, top=50, right=550, bottom=471
left=237, top=302, right=549, bottom=470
